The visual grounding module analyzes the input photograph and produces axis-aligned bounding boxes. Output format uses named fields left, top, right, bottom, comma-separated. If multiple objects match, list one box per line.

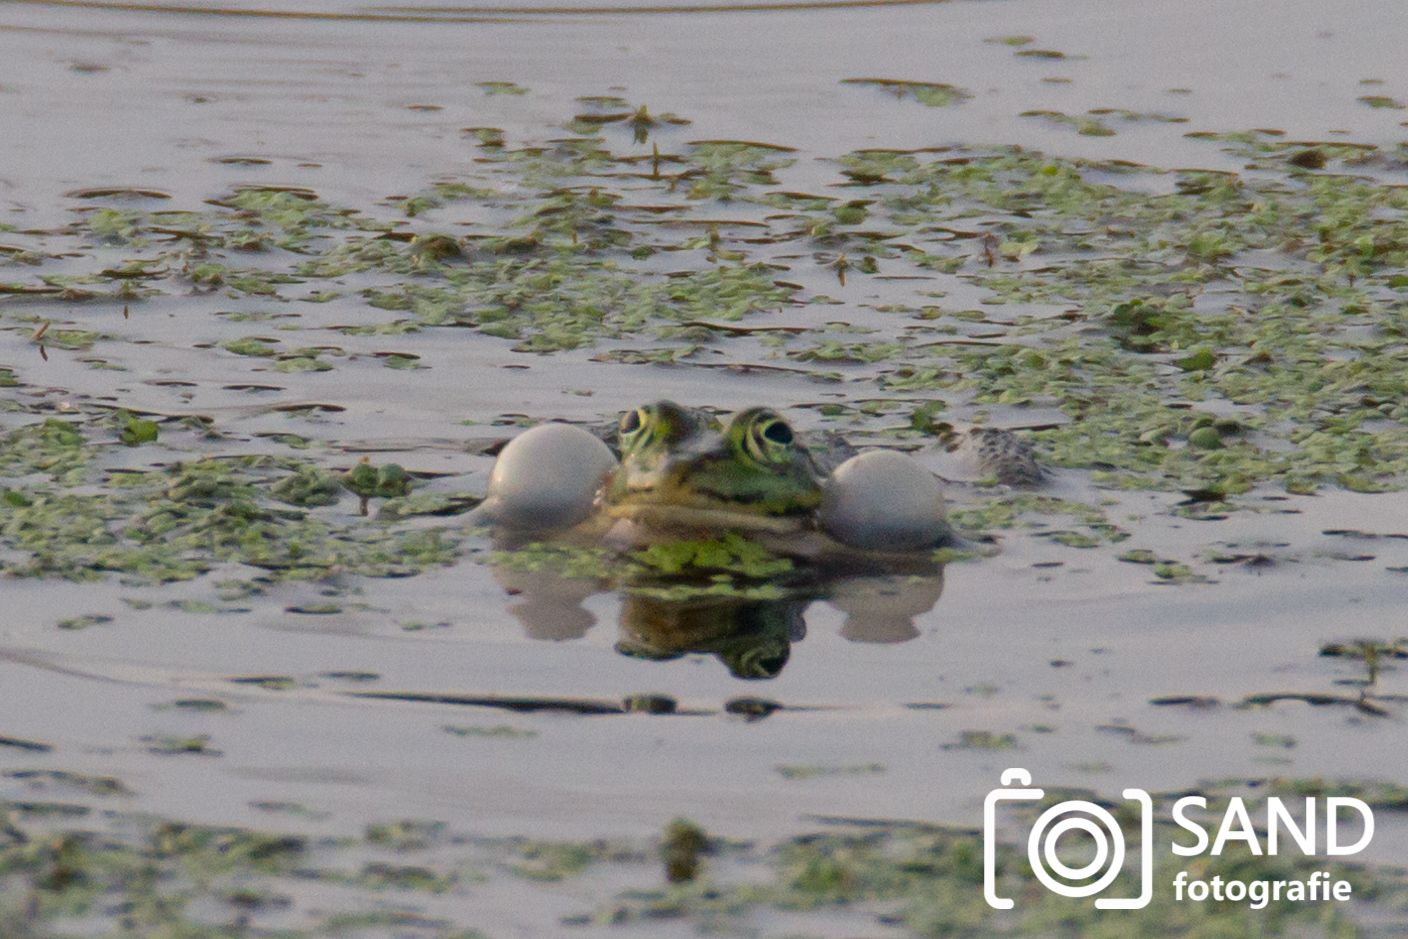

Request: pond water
left=1, top=0, right=1407, bottom=935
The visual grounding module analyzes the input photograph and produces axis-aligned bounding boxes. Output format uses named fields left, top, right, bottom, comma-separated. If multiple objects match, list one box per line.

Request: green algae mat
left=6, top=131, right=1408, bottom=583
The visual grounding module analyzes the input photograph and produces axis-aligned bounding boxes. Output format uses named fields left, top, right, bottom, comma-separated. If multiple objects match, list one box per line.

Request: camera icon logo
left=983, top=768, right=1153, bottom=910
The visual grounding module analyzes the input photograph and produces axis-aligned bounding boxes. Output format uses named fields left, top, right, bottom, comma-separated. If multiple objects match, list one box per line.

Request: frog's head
left=604, top=400, right=823, bottom=533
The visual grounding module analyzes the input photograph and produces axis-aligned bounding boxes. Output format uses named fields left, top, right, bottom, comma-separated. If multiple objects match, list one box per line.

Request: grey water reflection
left=488, top=552, right=944, bottom=678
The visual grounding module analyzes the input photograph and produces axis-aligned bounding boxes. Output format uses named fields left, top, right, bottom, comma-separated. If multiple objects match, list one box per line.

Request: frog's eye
left=727, top=641, right=790, bottom=679
left=761, top=419, right=793, bottom=446
left=742, top=411, right=796, bottom=464
left=619, top=405, right=650, bottom=450
left=619, top=407, right=646, bottom=437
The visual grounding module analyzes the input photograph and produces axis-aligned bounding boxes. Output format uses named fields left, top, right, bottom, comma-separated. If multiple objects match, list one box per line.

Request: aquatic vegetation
left=660, top=818, right=708, bottom=883
left=633, top=534, right=794, bottom=579
left=487, top=533, right=799, bottom=601
left=1020, top=108, right=1116, bottom=136
left=841, top=77, right=973, bottom=108
left=1357, top=94, right=1404, bottom=110
left=5, top=779, right=1399, bottom=939
left=942, top=730, right=1018, bottom=751
left=442, top=724, right=538, bottom=740
left=984, top=34, right=1035, bottom=46
left=1, top=105, right=1406, bottom=624
left=599, top=811, right=1407, bottom=936
left=775, top=762, right=886, bottom=779
left=115, top=412, right=159, bottom=447
left=476, top=80, right=528, bottom=96
left=0, top=412, right=459, bottom=583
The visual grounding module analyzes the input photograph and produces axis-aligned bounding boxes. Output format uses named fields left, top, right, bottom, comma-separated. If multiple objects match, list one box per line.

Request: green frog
left=470, top=401, right=1031, bottom=676
left=470, top=399, right=958, bottom=554
left=604, top=400, right=824, bottom=535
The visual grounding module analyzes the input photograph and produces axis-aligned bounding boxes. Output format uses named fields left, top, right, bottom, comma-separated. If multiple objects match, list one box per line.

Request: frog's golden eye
left=618, top=406, right=658, bottom=454
left=741, top=410, right=796, bottom=464
left=619, top=407, right=646, bottom=437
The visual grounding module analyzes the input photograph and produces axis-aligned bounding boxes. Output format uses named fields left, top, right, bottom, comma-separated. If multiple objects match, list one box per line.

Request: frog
left=469, top=399, right=959, bottom=555
left=467, top=401, right=1050, bottom=675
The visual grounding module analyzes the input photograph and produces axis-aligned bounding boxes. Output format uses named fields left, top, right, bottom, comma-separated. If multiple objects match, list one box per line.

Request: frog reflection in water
left=470, top=401, right=969, bottom=676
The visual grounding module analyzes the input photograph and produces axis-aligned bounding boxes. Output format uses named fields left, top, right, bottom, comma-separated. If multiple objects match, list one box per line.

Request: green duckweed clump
left=0, top=414, right=459, bottom=584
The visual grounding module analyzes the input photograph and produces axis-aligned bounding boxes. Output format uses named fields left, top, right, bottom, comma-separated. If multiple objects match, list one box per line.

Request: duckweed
left=10, top=781, right=1391, bottom=939
left=3, top=107, right=1408, bottom=608
left=841, top=78, right=973, bottom=108
left=0, top=414, right=457, bottom=583
left=488, top=533, right=798, bottom=602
